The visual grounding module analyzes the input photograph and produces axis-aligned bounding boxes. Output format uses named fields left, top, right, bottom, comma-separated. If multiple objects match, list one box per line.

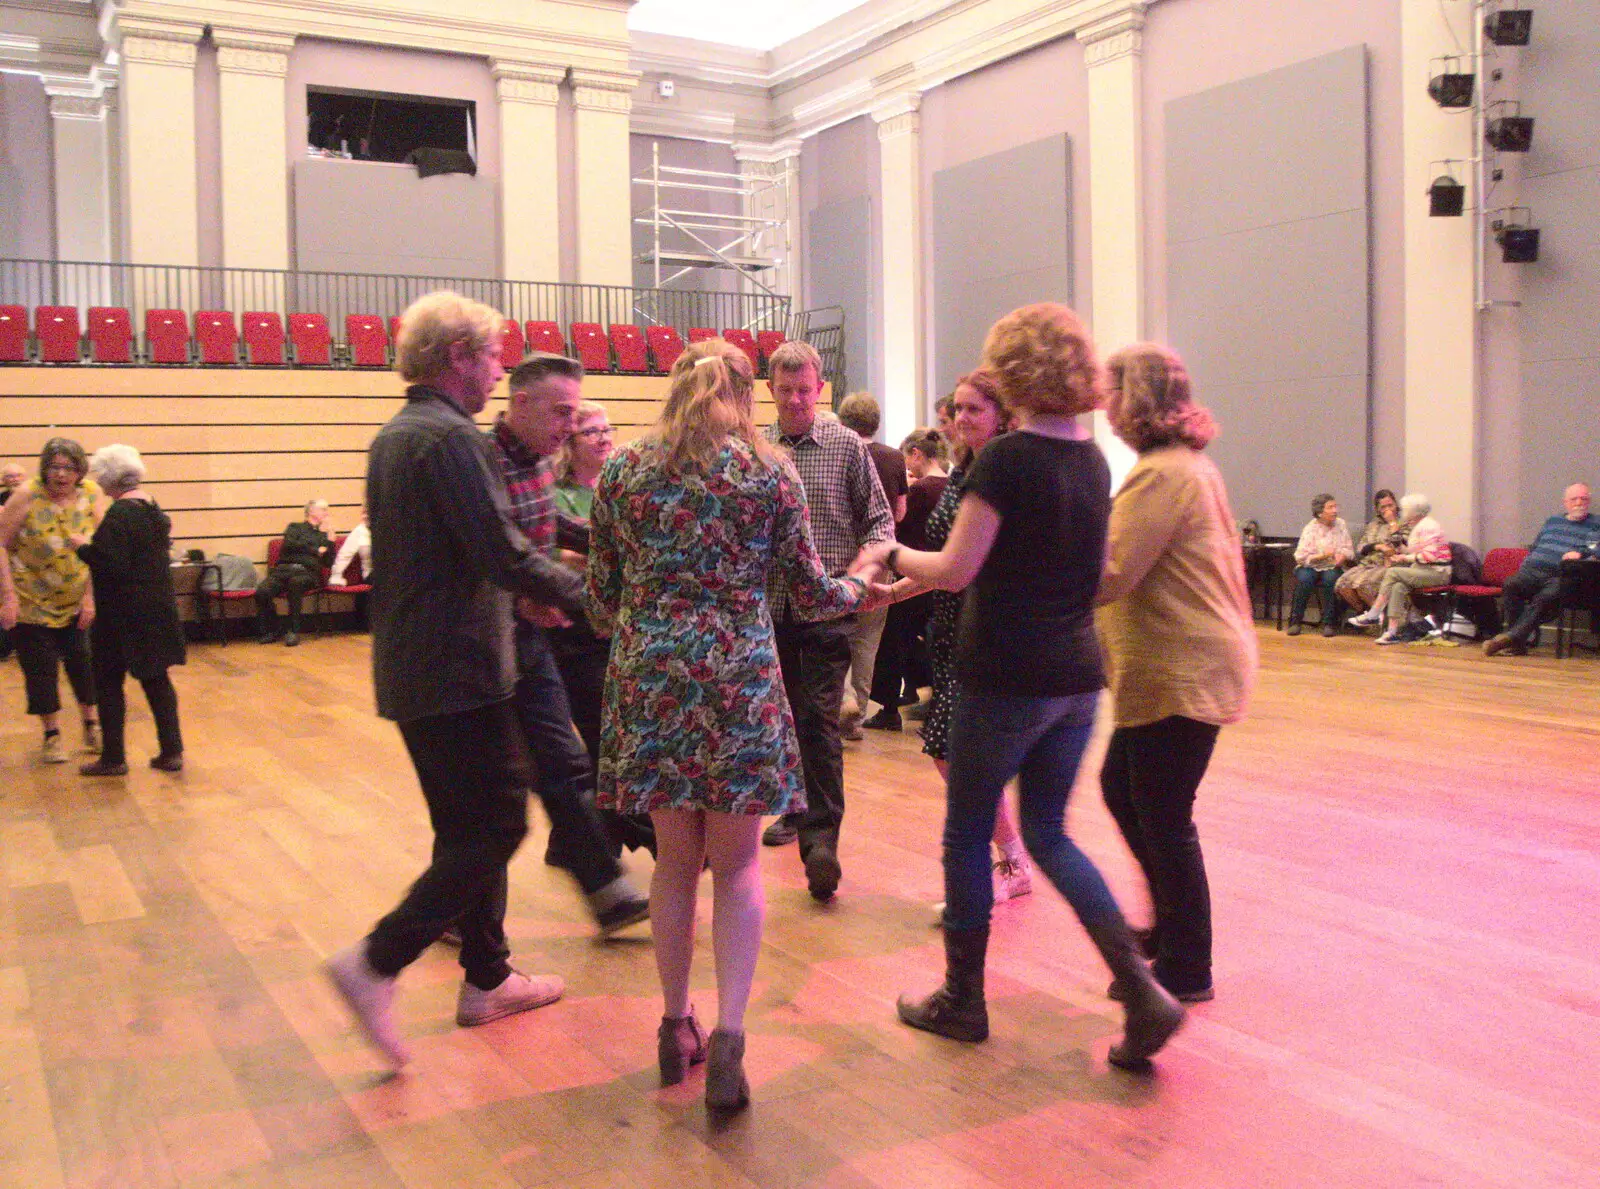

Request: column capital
left=492, top=60, right=566, bottom=107
left=114, top=18, right=203, bottom=68
left=47, top=91, right=107, bottom=121
left=213, top=29, right=294, bottom=77
left=873, top=93, right=921, bottom=141
left=571, top=68, right=640, bottom=114
left=1079, top=4, right=1146, bottom=67
left=732, top=138, right=803, bottom=167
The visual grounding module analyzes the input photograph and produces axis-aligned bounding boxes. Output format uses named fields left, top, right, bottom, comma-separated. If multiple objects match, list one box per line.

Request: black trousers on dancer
left=12, top=622, right=96, bottom=716
left=775, top=614, right=853, bottom=860
left=93, top=651, right=181, bottom=764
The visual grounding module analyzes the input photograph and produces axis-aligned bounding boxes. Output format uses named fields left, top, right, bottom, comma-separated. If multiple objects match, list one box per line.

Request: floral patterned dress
left=587, top=437, right=866, bottom=815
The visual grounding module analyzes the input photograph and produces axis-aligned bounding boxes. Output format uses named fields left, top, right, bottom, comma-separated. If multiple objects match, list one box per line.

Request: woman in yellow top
left=0, top=438, right=103, bottom=763
left=1094, top=344, right=1257, bottom=1006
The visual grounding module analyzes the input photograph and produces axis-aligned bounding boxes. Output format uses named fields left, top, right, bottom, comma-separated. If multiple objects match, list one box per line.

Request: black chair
left=1555, top=559, right=1600, bottom=659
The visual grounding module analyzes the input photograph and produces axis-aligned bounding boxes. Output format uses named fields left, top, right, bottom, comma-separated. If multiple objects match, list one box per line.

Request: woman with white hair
left=71, top=444, right=186, bottom=774
left=1358, top=492, right=1452, bottom=645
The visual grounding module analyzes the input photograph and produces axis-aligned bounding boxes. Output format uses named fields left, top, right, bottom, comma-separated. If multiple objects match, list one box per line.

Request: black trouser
left=94, top=648, right=181, bottom=764
left=1100, top=715, right=1221, bottom=996
left=868, top=595, right=931, bottom=710
left=12, top=622, right=96, bottom=717
left=254, top=564, right=320, bottom=633
left=366, top=700, right=533, bottom=991
left=550, top=622, right=655, bottom=857
left=775, top=615, right=853, bottom=859
left=1502, top=568, right=1562, bottom=645
left=513, top=625, right=624, bottom=894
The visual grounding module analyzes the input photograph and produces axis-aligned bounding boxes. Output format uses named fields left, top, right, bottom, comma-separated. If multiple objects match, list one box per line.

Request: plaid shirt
left=486, top=415, right=588, bottom=555
left=764, top=416, right=894, bottom=621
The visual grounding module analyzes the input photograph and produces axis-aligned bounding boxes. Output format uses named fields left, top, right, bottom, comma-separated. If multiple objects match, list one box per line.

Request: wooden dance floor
left=2, top=628, right=1597, bottom=1188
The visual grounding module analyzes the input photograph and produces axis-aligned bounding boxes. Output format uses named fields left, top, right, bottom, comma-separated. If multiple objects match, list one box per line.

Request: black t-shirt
left=953, top=430, right=1109, bottom=696
left=867, top=442, right=908, bottom=513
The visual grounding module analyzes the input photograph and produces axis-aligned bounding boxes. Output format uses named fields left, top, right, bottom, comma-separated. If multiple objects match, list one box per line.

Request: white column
left=874, top=96, right=923, bottom=446
left=214, top=30, right=293, bottom=271
left=47, top=89, right=112, bottom=264
left=105, top=81, right=126, bottom=264
left=115, top=21, right=203, bottom=266
left=571, top=68, right=640, bottom=288
left=1402, top=0, right=1478, bottom=543
left=733, top=139, right=802, bottom=302
left=493, top=60, right=565, bottom=283
left=1081, top=8, right=1145, bottom=486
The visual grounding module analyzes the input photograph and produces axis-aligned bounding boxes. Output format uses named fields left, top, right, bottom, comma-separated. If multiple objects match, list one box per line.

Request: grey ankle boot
left=705, top=1028, right=749, bottom=1111
left=896, top=925, right=990, bottom=1042
left=1086, top=919, right=1185, bottom=1070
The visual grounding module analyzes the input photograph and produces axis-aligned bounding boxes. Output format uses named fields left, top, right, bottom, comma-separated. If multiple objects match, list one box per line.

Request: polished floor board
left=1, top=628, right=1598, bottom=1188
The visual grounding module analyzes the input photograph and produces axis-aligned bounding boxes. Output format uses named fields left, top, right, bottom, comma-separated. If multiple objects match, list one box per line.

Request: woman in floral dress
left=587, top=338, right=871, bottom=1113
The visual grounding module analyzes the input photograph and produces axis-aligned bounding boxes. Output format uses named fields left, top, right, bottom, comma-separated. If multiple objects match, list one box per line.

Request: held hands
left=849, top=541, right=896, bottom=581
left=516, top=596, right=571, bottom=629
left=68, top=532, right=90, bottom=549
left=77, top=596, right=95, bottom=630
left=857, top=581, right=899, bottom=612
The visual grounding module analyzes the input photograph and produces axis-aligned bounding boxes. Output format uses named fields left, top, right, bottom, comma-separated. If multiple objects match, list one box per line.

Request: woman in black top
left=74, top=445, right=186, bottom=775
left=854, top=304, right=1183, bottom=1071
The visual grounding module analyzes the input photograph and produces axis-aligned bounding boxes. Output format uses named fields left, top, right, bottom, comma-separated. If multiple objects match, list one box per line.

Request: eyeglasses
left=45, top=463, right=80, bottom=474
left=575, top=426, right=614, bottom=439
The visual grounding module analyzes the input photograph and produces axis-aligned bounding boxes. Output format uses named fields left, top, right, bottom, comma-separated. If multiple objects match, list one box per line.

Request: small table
left=1556, top=558, right=1600, bottom=659
left=1243, top=541, right=1294, bottom=630
left=169, top=560, right=223, bottom=640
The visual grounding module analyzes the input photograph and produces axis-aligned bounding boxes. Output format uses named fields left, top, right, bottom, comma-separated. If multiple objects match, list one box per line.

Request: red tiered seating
left=195, top=310, right=238, bottom=365
left=389, top=316, right=402, bottom=345
left=610, top=324, right=648, bottom=373
left=146, top=309, right=191, bottom=364
left=687, top=327, right=717, bottom=345
left=242, top=312, right=285, bottom=365
left=499, top=319, right=525, bottom=369
left=525, top=321, right=566, bottom=355
left=722, top=328, right=760, bottom=372
left=1, top=305, right=31, bottom=362
left=38, top=306, right=84, bottom=363
left=288, top=313, right=332, bottom=365
left=87, top=307, right=133, bottom=363
left=346, top=315, right=388, bottom=367
left=570, top=322, right=611, bottom=373
left=756, top=330, right=786, bottom=373
left=645, top=325, right=685, bottom=373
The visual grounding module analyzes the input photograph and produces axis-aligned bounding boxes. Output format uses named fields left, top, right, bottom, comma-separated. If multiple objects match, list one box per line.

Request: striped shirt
left=1524, top=513, right=1600, bottom=575
left=764, top=416, right=894, bottom=621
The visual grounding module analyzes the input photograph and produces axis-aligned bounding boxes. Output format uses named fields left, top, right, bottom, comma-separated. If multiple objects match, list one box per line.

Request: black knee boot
left=1086, top=919, right=1185, bottom=1070
left=897, top=925, right=989, bottom=1042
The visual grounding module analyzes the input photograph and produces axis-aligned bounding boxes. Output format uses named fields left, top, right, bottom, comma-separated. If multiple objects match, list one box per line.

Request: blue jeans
left=942, top=687, right=1122, bottom=932
left=1290, top=566, right=1341, bottom=627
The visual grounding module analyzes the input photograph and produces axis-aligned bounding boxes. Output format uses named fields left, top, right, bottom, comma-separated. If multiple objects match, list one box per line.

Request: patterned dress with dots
left=919, top=466, right=966, bottom=761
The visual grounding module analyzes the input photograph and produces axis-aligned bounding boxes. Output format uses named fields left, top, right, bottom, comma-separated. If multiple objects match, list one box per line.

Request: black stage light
left=1494, top=219, right=1540, bottom=263
left=1428, top=59, right=1475, bottom=108
left=1485, top=9, right=1533, bottom=46
left=1429, top=175, right=1466, bottom=217
left=1485, top=110, right=1535, bottom=152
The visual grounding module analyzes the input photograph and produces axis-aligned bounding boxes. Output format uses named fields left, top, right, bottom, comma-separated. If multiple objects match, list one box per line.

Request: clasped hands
left=848, top=542, right=900, bottom=611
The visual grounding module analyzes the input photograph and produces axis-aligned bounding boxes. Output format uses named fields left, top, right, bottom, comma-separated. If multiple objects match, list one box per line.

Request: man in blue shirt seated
left=1485, top=483, right=1600, bottom=655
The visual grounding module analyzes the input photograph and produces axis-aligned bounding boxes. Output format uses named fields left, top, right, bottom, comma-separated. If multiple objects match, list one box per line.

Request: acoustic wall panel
left=1166, top=46, right=1370, bottom=537
left=931, top=135, right=1072, bottom=400
left=807, top=195, right=875, bottom=399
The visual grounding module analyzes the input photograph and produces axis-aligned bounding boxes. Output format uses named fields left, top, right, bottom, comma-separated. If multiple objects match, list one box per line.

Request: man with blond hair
left=760, top=340, right=894, bottom=902
left=325, top=291, right=589, bottom=1068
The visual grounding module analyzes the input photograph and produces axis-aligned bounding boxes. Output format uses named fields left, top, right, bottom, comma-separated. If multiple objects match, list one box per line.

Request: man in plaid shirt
left=487, top=353, right=649, bottom=936
left=760, top=340, right=895, bottom=901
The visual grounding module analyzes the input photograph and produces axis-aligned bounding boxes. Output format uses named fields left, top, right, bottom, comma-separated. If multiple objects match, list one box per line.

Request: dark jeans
left=550, top=622, right=654, bottom=857
left=869, top=594, right=932, bottom=709
left=513, top=625, right=623, bottom=895
left=942, top=687, right=1120, bottom=933
left=1100, top=715, right=1221, bottom=995
left=1502, top=568, right=1562, bottom=645
left=255, top=564, right=320, bottom=632
left=94, top=649, right=181, bottom=764
left=1290, top=566, right=1341, bottom=627
left=12, top=622, right=96, bottom=717
left=775, top=615, right=853, bottom=859
left=366, top=699, right=533, bottom=990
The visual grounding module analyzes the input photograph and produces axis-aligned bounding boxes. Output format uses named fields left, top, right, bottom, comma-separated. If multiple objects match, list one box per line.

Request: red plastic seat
left=525, top=321, right=566, bottom=355
left=346, top=314, right=388, bottom=367
left=242, top=312, right=285, bottom=365
left=722, top=328, right=760, bottom=372
left=756, top=330, right=786, bottom=373
left=645, top=325, right=685, bottom=373
left=389, top=315, right=403, bottom=344
left=499, top=319, right=525, bottom=369
left=570, top=322, right=611, bottom=373
left=36, top=306, right=82, bottom=363
left=145, top=309, right=190, bottom=364
left=315, top=534, right=373, bottom=627
left=195, top=310, right=238, bottom=365
left=288, top=314, right=332, bottom=366
left=87, top=307, right=133, bottom=363
left=1, top=305, right=31, bottom=362
left=687, top=327, right=717, bottom=345
left=610, top=324, right=648, bottom=373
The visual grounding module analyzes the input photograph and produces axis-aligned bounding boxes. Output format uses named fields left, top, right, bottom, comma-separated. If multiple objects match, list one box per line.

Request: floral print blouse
left=9, top=478, right=100, bottom=628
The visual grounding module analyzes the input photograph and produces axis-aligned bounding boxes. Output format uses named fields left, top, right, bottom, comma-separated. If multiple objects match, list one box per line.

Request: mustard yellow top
left=1095, top=446, right=1257, bottom=729
left=10, top=477, right=100, bottom=628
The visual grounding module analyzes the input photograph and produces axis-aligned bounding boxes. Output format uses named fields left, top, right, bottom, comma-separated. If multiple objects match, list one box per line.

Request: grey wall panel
left=294, top=159, right=498, bottom=278
left=931, top=135, right=1072, bottom=400
left=807, top=195, right=874, bottom=398
left=1165, top=47, right=1369, bottom=537
left=1518, top=366, right=1600, bottom=540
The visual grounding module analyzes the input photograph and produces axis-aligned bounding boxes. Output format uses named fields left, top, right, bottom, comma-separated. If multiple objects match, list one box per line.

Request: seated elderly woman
left=1288, top=493, right=1353, bottom=636
left=1350, top=492, right=1451, bottom=644
left=1336, top=489, right=1403, bottom=615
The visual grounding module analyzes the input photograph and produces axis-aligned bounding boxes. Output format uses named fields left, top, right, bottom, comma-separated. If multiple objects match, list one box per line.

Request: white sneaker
left=993, top=858, right=1033, bottom=902
left=325, top=941, right=410, bottom=1067
left=1347, top=610, right=1380, bottom=627
left=456, top=969, right=563, bottom=1027
left=40, top=734, right=68, bottom=764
